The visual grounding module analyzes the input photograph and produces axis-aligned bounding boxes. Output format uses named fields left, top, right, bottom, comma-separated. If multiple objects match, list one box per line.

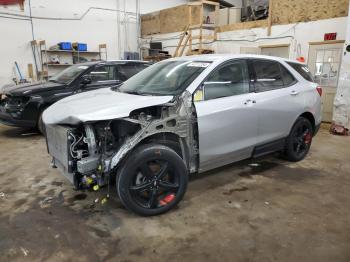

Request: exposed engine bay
left=45, top=91, right=198, bottom=189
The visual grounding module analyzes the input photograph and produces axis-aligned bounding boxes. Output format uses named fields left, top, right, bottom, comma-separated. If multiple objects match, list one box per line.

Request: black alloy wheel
left=285, top=117, right=313, bottom=162
left=117, top=144, right=188, bottom=216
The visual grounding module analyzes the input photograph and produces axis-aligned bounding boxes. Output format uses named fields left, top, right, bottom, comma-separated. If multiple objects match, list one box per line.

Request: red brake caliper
left=159, top=193, right=175, bottom=206
left=304, top=132, right=312, bottom=145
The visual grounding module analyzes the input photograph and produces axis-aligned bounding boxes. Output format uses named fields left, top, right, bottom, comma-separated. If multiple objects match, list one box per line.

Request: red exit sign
left=324, top=33, right=337, bottom=41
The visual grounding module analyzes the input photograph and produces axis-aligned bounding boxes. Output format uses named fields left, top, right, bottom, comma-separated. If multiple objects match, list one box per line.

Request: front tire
left=37, top=111, right=45, bottom=135
left=285, top=117, right=313, bottom=162
left=117, top=144, right=188, bottom=216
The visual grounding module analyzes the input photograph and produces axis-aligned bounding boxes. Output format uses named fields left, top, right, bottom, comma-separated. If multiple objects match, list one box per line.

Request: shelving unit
left=31, top=40, right=107, bottom=79
left=173, top=1, right=219, bottom=57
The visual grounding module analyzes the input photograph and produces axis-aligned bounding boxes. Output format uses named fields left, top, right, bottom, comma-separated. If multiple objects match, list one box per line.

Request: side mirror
left=80, top=75, right=92, bottom=86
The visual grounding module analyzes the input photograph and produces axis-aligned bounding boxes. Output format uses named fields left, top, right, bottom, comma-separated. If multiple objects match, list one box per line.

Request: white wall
left=0, top=0, right=188, bottom=85
left=145, top=17, right=347, bottom=63
left=216, top=17, right=347, bottom=62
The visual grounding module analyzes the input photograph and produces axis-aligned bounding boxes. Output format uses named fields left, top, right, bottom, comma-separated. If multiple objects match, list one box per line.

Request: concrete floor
left=0, top=124, right=350, bottom=262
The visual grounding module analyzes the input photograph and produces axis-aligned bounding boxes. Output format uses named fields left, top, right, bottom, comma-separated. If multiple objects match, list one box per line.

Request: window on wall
left=314, top=48, right=342, bottom=87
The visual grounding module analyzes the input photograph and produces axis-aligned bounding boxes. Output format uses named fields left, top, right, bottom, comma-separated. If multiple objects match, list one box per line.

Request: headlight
left=0, top=94, right=6, bottom=100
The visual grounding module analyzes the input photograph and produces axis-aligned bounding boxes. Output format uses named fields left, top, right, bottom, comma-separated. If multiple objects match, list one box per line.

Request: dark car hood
left=1, top=81, right=65, bottom=96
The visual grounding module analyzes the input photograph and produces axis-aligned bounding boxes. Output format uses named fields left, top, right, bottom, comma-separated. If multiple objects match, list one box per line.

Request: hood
left=1, top=81, right=64, bottom=96
left=43, top=88, right=173, bottom=125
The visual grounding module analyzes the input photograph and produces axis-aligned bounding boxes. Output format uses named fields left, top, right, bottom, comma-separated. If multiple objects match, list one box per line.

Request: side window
left=287, top=62, right=314, bottom=82
left=89, top=65, right=116, bottom=83
left=253, top=60, right=284, bottom=92
left=203, top=60, right=250, bottom=100
left=118, top=64, right=147, bottom=81
left=280, top=65, right=297, bottom=86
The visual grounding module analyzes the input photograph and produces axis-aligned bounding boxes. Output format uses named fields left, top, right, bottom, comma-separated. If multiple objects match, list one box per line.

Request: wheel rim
left=128, top=159, right=180, bottom=209
left=292, top=122, right=312, bottom=157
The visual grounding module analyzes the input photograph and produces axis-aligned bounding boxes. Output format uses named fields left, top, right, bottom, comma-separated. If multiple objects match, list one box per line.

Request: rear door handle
left=290, top=90, right=300, bottom=96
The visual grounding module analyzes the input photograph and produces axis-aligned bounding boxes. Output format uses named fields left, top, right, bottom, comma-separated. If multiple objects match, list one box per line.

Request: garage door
left=260, top=46, right=290, bottom=59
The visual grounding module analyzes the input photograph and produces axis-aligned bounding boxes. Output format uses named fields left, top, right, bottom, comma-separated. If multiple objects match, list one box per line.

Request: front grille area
left=46, top=125, right=75, bottom=182
left=0, top=95, right=29, bottom=112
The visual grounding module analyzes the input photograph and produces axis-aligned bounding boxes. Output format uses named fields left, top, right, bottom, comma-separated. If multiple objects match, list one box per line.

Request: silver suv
left=43, top=54, right=322, bottom=216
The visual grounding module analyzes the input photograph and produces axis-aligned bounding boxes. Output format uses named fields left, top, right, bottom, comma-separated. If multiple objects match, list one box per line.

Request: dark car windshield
left=49, top=64, right=90, bottom=84
left=118, top=60, right=211, bottom=96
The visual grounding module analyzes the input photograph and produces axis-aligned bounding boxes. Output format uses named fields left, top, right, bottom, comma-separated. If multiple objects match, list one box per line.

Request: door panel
left=194, top=59, right=258, bottom=172
left=253, top=84, right=304, bottom=144
left=195, top=95, right=258, bottom=172
left=250, top=59, right=302, bottom=144
left=308, top=43, right=343, bottom=122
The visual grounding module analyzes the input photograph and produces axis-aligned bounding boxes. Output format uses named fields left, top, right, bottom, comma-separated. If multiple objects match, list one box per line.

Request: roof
left=75, top=60, right=151, bottom=66
left=168, top=54, right=304, bottom=65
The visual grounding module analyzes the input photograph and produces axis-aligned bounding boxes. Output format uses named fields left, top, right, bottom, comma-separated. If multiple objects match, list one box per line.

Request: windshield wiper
left=49, top=79, right=64, bottom=84
left=122, top=90, right=145, bottom=95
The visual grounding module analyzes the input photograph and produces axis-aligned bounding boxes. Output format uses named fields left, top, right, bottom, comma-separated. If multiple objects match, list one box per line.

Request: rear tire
left=284, top=117, right=313, bottom=162
left=117, top=144, right=188, bottom=216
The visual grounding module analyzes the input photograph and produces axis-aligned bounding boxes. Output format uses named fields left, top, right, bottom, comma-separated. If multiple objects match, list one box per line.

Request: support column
left=331, top=5, right=350, bottom=135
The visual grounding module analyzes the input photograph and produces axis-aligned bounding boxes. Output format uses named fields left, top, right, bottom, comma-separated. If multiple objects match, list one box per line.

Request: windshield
left=49, top=64, right=90, bottom=84
left=118, top=60, right=211, bottom=96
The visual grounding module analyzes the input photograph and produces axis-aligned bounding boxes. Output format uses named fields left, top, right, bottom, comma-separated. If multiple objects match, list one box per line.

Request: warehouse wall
left=141, top=17, right=347, bottom=63
left=216, top=17, right=347, bottom=63
left=0, top=0, right=188, bottom=86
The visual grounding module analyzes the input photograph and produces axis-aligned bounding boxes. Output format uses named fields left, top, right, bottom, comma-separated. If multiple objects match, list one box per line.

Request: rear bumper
left=0, top=110, right=36, bottom=128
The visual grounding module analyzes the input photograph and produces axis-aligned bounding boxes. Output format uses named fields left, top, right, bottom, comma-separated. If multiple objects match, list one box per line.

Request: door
left=82, top=65, right=120, bottom=91
left=308, top=43, right=343, bottom=122
left=250, top=59, right=302, bottom=145
left=194, top=59, right=258, bottom=172
left=260, top=45, right=290, bottom=59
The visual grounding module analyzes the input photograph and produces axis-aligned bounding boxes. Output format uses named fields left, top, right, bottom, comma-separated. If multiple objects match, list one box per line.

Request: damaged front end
left=45, top=91, right=198, bottom=190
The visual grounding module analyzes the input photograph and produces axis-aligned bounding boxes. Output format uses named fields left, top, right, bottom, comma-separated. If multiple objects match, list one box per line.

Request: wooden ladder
left=173, top=1, right=219, bottom=57
left=174, top=25, right=191, bottom=57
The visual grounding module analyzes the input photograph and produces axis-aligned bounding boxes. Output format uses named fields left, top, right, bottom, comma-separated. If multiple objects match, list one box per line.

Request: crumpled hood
left=43, top=88, right=173, bottom=125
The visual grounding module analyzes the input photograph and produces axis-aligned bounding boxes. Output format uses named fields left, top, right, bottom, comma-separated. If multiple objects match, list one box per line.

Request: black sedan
left=0, top=60, right=151, bottom=133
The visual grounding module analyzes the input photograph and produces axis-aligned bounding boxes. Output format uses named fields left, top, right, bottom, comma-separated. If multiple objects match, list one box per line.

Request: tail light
left=316, top=86, right=322, bottom=97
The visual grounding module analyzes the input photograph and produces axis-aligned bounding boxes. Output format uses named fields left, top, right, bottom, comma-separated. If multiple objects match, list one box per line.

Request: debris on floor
left=0, top=192, right=6, bottom=199
left=20, top=247, right=29, bottom=257
left=39, top=197, right=54, bottom=208
left=330, top=123, right=349, bottom=136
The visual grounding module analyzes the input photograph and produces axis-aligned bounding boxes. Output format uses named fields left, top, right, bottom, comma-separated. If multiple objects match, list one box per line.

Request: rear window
left=117, top=63, right=150, bottom=81
left=287, top=62, right=314, bottom=82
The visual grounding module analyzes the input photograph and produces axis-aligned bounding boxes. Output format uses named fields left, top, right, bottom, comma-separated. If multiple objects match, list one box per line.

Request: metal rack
left=30, top=40, right=107, bottom=80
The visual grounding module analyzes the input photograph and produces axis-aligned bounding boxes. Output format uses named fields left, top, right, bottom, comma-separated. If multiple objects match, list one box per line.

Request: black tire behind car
left=37, top=110, right=45, bottom=135
left=116, top=143, right=188, bottom=216
left=285, top=117, right=313, bottom=162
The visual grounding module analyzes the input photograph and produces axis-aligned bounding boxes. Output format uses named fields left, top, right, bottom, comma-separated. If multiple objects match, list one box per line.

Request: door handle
left=290, top=90, right=300, bottom=96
